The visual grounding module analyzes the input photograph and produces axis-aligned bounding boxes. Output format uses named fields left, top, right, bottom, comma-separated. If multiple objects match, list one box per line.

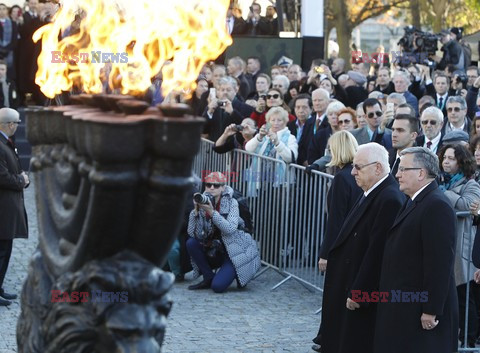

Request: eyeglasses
left=367, top=111, right=382, bottom=119
left=338, top=119, right=351, bottom=125
left=353, top=161, right=377, bottom=170
left=4, top=121, right=20, bottom=124
left=420, top=120, right=437, bottom=125
left=266, top=94, right=280, bottom=99
left=205, top=183, right=224, bottom=189
left=447, top=107, right=462, bottom=112
left=398, top=166, right=422, bottom=173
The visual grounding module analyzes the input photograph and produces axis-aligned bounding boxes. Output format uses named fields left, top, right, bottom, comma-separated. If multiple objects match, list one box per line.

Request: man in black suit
left=203, top=76, right=254, bottom=142
left=297, top=88, right=329, bottom=165
left=0, top=108, right=28, bottom=306
left=0, top=60, right=18, bottom=109
left=226, top=5, right=246, bottom=36
left=416, top=106, right=444, bottom=154
left=17, top=0, right=45, bottom=105
left=319, top=143, right=405, bottom=353
left=287, top=94, right=312, bottom=142
left=374, top=147, right=458, bottom=353
left=245, top=3, right=271, bottom=36
left=425, top=70, right=453, bottom=116
left=389, top=114, right=418, bottom=177
left=226, top=56, right=252, bottom=101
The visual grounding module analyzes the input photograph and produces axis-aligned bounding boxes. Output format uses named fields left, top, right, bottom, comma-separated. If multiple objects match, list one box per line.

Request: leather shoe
left=0, top=290, right=17, bottom=300
left=188, top=279, right=212, bottom=290
left=0, top=297, right=11, bottom=306
left=311, top=344, right=322, bottom=352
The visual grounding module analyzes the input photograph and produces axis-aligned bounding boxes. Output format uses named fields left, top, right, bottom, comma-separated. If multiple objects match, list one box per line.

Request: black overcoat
left=0, top=133, right=28, bottom=240
left=374, top=181, right=458, bottom=353
left=320, top=174, right=405, bottom=353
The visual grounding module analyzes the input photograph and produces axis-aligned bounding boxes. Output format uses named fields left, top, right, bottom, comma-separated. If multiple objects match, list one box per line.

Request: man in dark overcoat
left=319, top=142, right=405, bottom=353
left=0, top=107, right=28, bottom=306
left=374, top=147, right=458, bottom=353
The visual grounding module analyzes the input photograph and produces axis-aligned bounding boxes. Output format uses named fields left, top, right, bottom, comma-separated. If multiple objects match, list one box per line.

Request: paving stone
left=1, top=180, right=323, bottom=352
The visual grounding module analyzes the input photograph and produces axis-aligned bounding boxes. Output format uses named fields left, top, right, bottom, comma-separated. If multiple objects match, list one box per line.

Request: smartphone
left=209, top=88, right=216, bottom=98
left=265, top=122, right=271, bottom=131
left=386, top=102, right=394, bottom=112
left=314, top=66, right=324, bottom=74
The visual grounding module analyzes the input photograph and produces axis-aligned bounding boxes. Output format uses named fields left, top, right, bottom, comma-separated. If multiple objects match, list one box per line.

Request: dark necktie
left=438, top=97, right=443, bottom=109
left=315, top=118, right=320, bottom=133
left=347, top=194, right=367, bottom=218
left=7, top=137, right=14, bottom=149
left=391, top=157, right=400, bottom=176
left=426, top=141, right=432, bottom=149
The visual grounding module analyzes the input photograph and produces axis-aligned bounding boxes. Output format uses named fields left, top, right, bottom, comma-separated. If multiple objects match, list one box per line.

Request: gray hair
left=312, top=87, right=330, bottom=100
left=393, top=70, right=410, bottom=83
left=266, top=106, right=289, bottom=124
left=387, top=92, right=407, bottom=104
left=326, top=100, right=345, bottom=115
left=399, top=147, right=439, bottom=178
left=446, top=96, right=467, bottom=110
left=357, top=143, right=390, bottom=173
left=421, top=106, right=444, bottom=123
left=273, top=74, right=290, bottom=88
left=218, top=76, right=238, bottom=89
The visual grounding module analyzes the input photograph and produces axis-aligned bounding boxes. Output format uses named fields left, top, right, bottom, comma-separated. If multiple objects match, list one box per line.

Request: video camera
left=397, top=26, right=439, bottom=66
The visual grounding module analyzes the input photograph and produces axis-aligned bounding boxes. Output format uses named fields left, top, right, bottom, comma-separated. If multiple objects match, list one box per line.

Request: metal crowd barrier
left=457, top=211, right=480, bottom=353
left=192, top=139, right=333, bottom=292
left=193, top=139, right=480, bottom=351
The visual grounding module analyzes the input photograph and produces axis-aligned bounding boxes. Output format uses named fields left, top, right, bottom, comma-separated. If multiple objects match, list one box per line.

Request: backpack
left=232, top=189, right=254, bottom=234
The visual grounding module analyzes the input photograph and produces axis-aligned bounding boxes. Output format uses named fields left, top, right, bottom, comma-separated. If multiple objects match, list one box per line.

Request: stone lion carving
left=18, top=250, right=173, bottom=353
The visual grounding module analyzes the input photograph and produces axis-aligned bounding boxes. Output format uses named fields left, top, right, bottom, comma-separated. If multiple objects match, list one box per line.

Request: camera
left=235, top=124, right=244, bottom=132
left=193, top=192, right=215, bottom=205
left=259, top=95, right=266, bottom=100
left=218, top=101, right=227, bottom=107
left=397, top=26, right=439, bottom=66
left=313, top=66, right=324, bottom=74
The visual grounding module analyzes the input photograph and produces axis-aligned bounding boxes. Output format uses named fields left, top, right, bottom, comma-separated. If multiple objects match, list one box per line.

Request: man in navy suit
left=374, top=147, right=458, bottom=353
left=318, top=143, right=405, bottom=353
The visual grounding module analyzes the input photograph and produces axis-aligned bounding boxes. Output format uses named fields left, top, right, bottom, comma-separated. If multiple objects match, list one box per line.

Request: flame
left=33, top=0, right=232, bottom=98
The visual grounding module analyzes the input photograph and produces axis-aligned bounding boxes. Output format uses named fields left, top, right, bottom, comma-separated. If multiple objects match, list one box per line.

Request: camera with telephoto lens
left=397, top=26, right=439, bottom=66
left=193, top=192, right=215, bottom=205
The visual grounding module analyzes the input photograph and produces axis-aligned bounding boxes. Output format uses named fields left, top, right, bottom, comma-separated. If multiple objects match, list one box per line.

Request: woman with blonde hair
left=312, top=130, right=363, bottom=352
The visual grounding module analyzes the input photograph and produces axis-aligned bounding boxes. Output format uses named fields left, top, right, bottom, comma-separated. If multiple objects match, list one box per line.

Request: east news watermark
left=51, top=51, right=128, bottom=64
left=51, top=290, right=128, bottom=303
left=351, top=290, right=428, bottom=303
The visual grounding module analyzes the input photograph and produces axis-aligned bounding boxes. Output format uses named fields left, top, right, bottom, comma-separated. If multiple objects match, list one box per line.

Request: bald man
left=0, top=108, right=28, bottom=306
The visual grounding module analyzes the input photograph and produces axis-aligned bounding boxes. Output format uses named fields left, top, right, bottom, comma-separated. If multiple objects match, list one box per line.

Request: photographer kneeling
left=186, top=172, right=260, bottom=293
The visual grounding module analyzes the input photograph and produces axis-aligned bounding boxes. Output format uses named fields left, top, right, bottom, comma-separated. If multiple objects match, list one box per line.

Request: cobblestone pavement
left=0, top=181, right=323, bottom=353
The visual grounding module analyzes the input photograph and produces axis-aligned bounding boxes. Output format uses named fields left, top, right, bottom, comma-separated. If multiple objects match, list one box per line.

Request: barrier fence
left=193, top=138, right=480, bottom=351
left=193, top=138, right=333, bottom=292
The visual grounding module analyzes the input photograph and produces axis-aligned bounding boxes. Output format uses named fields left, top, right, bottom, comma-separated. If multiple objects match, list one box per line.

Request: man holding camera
left=246, top=3, right=271, bottom=36
left=203, top=76, right=254, bottom=142
left=430, top=30, right=464, bottom=72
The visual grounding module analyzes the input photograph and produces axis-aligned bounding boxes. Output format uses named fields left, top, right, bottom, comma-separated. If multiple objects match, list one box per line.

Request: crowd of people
left=171, top=25, right=480, bottom=352
left=0, top=0, right=479, bottom=351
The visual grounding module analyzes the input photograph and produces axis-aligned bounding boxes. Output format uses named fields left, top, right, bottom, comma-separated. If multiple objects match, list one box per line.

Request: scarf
left=439, top=172, right=464, bottom=192
left=0, top=18, right=12, bottom=48
left=246, top=129, right=290, bottom=197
